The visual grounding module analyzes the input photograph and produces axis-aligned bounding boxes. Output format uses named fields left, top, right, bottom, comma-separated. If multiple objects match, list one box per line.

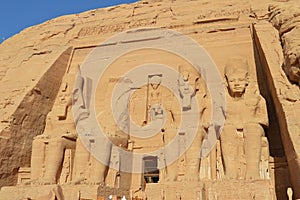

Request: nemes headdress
left=224, top=57, right=249, bottom=77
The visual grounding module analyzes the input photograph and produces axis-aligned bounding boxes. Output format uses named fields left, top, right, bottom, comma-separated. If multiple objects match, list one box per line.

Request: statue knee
left=32, top=138, right=41, bottom=147
left=244, top=124, right=264, bottom=138
left=49, top=137, right=64, bottom=147
left=221, top=125, right=237, bottom=144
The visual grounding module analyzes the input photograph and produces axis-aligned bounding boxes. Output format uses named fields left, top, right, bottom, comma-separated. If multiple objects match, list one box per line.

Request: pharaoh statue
left=128, top=74, right=168, bottom=127
left=146, top=74, right=177, bottom=182
left=71, top=74, right=113, bottom=185
left=178, top=70, right=196, bottom=110
left=129, top=73, right=178, bottom=182
left=30, top=72, right=78, bottom=185
left=146, top=74, right=164, bottom=125
left=177, top=68, right=207, bottom=181
left=220, top=57, right=268, bottom=180
left=30, top=69, right=112, bottom=185
left=157, top=67, right=206, bottom=182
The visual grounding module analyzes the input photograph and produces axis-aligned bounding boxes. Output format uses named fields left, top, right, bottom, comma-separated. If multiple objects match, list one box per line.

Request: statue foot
left=30, top=178, right=56, bottom=185
left=165, top=174, right=177, bottom=182
left=40, top=178, right=56, bottom=185
left=184, top=174, right=199, bottom=182
left=224, top=175, right=237, bottom=180
left=245, top=167, right=260, bottom=180
left=224, top=171, right=237, bottom=180
left=69, top=178, right=105, bottom=186
left=245, top=173, right=260, bottom=180
left=68, top=177, right=86, bottom=185
left=86, top=180, right=105, bottom=186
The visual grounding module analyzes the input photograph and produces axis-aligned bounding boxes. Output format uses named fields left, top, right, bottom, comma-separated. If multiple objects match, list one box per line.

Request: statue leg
left=73, top=139, right=90, bottom=182
left=90, top=139, right=112, bottom=184
left=165, top=162, right=178, bottom=181
left=89, top=153, right=111, bottom=185
left=185, top=157, right=200, bottom=181
left=220, top=125, right=238, bottom=179
left=244, top=124, right=263, bottom=180
left=44, top=137, right=75, bottom=184
left=184, top=130, right=203, bottom=181
left=163, top=141, right=178, bottom=182
left=73, top=138, right=112, bottom=185
left=31, top=138, right=45, bottom=181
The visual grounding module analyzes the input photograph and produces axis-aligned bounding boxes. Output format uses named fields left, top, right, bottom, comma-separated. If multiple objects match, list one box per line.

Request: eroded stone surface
left=0, top=0, right=299, bottom=200
left=269, top=2, right=300, bottom=85
left=254, top=20, right=300, bottom=199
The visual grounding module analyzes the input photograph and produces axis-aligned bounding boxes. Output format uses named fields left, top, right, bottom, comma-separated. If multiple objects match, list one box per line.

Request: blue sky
left=0, top=0, right=138, bottom=42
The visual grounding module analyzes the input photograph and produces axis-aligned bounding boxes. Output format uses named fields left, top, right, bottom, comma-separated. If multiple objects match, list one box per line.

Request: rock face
left=0, top=0, right=299, bottom=199
left=253, top=21, right=300, bottom=200
left=269, top=3, right=300, bottom=85
left=0, top=46, right=72, bottom=186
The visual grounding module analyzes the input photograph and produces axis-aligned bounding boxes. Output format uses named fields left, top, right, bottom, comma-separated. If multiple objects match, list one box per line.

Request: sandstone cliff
left=0, top=1, right=299, bottom=199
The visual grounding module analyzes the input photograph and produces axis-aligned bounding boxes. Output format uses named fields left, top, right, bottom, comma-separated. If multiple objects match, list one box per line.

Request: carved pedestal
left=144, top=180, right=272, bottom=200
left=0, top=184, right=99, bottom=200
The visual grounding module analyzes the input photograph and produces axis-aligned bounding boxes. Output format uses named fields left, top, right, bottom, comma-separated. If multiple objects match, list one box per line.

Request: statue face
left=226, top=72, right=248, bottom=95
left=73, top=76, right=90, bottom=124
left=149, top=75, right=161, bottom=90
left=182, top=71, right=189, bottom=81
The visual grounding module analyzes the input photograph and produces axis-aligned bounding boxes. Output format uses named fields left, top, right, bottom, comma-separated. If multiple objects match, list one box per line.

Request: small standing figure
left=178, top=71, right=195, bottom=111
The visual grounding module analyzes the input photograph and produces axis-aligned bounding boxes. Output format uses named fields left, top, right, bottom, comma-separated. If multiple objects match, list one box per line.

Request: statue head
left=182, top=70, right=190, bottom=81
left=149, top=74, right=162, bottom=90
left=73, top=75, right=92, bottom=124
left=224, top=57, right=249, bottom=97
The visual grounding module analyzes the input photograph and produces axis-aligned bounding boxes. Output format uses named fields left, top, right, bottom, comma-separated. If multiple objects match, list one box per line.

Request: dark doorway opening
left=143, top=156, right=159, bottom=183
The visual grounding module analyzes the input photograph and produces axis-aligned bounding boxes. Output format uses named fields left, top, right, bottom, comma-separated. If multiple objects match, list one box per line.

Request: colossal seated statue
left=220, top=57, right=268, bottom=180
left=30, top=73, right=78, bottom=185
left=30, top=71, right=113, bottom=185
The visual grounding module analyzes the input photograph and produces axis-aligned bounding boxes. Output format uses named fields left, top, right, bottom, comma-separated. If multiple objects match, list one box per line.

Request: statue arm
left=200, top=96, right=211, bottom=130
left=61, top=132, right=78, bottom=141
left=256, top=96, right=269, bottom=127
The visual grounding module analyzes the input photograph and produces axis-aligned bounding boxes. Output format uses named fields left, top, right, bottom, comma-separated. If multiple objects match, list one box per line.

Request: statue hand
left=61, top=133, right=77, bottom=140
left=202, top=121, right=210, bottom=131
left=34, top=134, right=51, bottom=140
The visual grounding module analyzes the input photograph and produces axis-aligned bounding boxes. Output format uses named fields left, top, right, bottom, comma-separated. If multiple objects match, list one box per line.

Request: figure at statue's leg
left=72, top=138, right=112, bottom=185
left=30, top=138, right=46, bottom=183
left=244, top=124, right=263, bottom=180
left=221, top=125, right=238, bottom=179
left=44, top=137, right=76, bottom=184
